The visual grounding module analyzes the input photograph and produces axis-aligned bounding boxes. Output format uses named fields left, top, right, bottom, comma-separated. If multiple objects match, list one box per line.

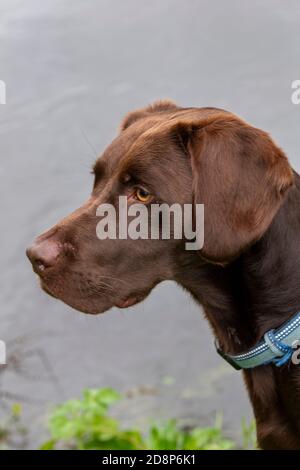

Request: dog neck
left=176, top=172, right=300, bottom=355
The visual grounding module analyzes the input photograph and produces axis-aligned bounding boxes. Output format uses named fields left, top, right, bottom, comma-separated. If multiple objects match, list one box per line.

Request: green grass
left=0, top=388, right=256, bottom=450
left=39, top=388, right=255, bottom=450
left=0, top=404, right=27, bottom=449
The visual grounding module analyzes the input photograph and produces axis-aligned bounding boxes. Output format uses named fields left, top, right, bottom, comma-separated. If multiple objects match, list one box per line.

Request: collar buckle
left=214, top=340, right=241, bottom=370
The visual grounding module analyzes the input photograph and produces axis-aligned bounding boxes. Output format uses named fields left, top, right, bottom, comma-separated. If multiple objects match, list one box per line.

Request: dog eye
left=134, top=187, right=152, bottom=203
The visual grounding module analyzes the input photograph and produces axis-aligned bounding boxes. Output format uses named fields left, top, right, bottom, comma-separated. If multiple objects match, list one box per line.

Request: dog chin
left=65, top=292, right=149, bottom=314
left=61, top=299, right=113, bottom=315
left=40, top=279, right=151, bottom=315
left=40, top=281, right=113, bottom=315
left=65, top=293, right=148, bottom=314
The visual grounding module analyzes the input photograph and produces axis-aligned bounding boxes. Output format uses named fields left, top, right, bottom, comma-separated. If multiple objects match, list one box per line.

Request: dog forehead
left=98, top=115, right=171, bottom=173
left=95, top=107, right=235, bottom=178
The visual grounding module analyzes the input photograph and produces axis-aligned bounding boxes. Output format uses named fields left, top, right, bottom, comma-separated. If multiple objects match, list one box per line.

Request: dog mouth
left=39, top=275, right=149, bottom=314
left=40, top=280, right=58, bottom=299
left=114, top=293, right=147, bottom=309
left=40, top=279, right=111, bottom=314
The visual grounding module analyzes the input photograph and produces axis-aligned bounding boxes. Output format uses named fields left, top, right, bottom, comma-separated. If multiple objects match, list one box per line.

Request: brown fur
left=27, top=101, right=300, bottom=449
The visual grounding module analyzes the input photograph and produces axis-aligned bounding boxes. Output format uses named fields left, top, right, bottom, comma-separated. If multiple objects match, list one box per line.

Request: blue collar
left=215, top=312, right=300, bottom=370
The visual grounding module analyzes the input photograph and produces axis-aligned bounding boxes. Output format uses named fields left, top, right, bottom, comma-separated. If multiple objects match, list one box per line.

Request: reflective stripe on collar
left=215, top=312, right=300, bottom=369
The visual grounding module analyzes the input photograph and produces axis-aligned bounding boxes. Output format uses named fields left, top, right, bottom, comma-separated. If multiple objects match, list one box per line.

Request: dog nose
left=26, top=239, right=62, bottom=274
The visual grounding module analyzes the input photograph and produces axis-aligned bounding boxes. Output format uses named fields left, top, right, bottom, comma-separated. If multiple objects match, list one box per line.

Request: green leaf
left=40, top=387, right=239, bottom=451
left=40, top=439, right=57, bottom=450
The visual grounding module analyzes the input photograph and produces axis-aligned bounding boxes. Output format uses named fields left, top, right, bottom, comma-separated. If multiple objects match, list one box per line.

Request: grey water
left=1, top=0, right=300, bottom=448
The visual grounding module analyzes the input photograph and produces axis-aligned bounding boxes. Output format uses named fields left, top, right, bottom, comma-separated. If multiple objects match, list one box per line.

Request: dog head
left=26, top=100, right=293, bottom=314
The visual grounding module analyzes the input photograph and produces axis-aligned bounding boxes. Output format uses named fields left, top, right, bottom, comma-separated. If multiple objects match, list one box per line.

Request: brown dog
left=27, top=101, right=300, bottom=449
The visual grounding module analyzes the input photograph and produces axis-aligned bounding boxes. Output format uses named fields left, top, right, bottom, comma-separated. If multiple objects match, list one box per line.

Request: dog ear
left=121, top=99, right=178, bottom=130
left=174, top=114, right=294, bottom=262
